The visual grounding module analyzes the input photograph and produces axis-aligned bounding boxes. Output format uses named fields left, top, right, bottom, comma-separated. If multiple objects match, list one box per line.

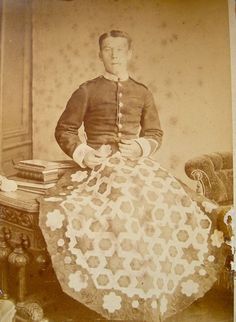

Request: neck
left=103, top=70, right=129, bottom=81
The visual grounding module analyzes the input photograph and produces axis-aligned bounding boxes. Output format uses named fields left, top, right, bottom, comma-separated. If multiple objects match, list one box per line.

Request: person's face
left=99, top=36, right=132, bottom=75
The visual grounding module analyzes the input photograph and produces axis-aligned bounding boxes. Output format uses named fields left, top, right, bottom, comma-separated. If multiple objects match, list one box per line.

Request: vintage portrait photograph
left=0, top=0, right=235, bottom=321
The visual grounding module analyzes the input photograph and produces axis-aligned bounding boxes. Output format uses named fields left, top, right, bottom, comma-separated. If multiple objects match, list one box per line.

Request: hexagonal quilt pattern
left=39, top=152, right=228, bottom=321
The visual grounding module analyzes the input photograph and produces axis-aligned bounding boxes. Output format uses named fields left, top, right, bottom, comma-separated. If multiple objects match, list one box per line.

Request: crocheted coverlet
left=39, top=153, right=229, bottom=321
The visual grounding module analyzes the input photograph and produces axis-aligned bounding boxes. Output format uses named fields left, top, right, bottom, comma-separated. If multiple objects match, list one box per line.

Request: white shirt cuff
left=72, top=144, right=93, bottom=168
left=135, top=138, right=159, bottom=157
left=148, top=138, right=159, bottom=155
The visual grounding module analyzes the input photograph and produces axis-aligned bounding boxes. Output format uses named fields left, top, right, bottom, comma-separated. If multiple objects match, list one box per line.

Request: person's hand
left=83, top=149, right=105, bottom=169
left=118, top=139, right=142, bottom=160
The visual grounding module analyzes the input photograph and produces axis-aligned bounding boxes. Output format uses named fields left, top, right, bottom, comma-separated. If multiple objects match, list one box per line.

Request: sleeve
left=136, top=89, right=163, bottom=156
left=55, top=84, right=89, bottom=158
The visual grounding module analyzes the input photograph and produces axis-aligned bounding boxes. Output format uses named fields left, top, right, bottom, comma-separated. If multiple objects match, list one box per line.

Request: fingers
left=120, top=139, right=132, bottom=145
left=119, top=141, right=135, bottom=156
left=88, top=150, right=105, bottom=160
left=88, top=155, right=104, bottom=163
left=93, top=149, right=104, bottom=157
left=84, top=151, right=104, bottom=168
left=119, top=140, right=142, bottom=160
left=85, top=159, right=102, bottom=169
left=86, top=161, right=101, bottom=169
left=120, top=152, right=135, bottom=161
left=119, top=140, right=135, bottom=150
left=119, top=147, right=133, bottom=158
left=118, top=143, right=132, bottom=152
left=119, top=149, right=131, bottom=158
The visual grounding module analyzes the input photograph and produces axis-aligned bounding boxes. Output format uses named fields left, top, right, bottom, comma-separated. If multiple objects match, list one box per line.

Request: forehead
left=101, top=36, right=129, bottom=48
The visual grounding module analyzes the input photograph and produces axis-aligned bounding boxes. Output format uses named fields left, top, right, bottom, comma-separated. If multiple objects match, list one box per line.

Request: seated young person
left=39, top=30, right=230, bottom=322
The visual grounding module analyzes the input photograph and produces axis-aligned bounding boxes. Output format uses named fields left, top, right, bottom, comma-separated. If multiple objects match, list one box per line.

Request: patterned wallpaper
left=32, top=0, right=232, bottom=187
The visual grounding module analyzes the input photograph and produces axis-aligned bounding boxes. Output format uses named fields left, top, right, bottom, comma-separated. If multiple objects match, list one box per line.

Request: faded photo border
left=0, top=0, right=235, bottom=321
left=228, top=0, right=236, bottom=203
left=228, top=0, right=236, bottom=319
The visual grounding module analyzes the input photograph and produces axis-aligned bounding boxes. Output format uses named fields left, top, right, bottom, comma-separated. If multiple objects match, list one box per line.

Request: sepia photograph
left=0, top=0, right=235, bottom=321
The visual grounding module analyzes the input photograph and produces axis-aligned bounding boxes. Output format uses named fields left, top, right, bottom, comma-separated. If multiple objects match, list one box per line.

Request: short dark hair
left=99, top=30, right=132, bottom=50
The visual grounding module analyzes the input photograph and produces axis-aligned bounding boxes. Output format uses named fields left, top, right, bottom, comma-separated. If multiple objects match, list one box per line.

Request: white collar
left=103, top=71, right=129, bottom=82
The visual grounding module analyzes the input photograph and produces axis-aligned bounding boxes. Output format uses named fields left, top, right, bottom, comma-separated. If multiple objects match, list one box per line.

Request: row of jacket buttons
left=117, top=81, right=123, bottom=139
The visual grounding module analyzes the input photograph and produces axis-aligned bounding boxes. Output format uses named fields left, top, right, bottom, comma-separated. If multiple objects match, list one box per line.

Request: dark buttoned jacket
left=55, top=75, right=163, bottom=157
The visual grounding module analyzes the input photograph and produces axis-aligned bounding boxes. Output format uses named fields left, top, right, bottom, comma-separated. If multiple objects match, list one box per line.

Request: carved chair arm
left=185, top=152, right=233, bottom=205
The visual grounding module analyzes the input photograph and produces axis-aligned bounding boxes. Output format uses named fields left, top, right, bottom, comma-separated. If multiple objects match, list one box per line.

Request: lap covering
left=39, top=153, right=228, bottom=321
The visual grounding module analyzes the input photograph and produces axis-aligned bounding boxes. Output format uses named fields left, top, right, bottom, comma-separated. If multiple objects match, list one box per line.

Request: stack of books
left=12, top=159, right=77, bottom=194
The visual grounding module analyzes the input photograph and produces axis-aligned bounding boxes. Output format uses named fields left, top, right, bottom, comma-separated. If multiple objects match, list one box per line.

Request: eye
left=103, top=47, right=111, bottom=52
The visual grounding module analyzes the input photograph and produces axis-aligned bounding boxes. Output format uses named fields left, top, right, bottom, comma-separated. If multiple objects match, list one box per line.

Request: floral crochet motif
left=103, top=292, right=122, bottom=313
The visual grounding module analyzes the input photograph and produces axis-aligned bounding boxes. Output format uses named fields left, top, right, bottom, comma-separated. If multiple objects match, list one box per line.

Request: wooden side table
left=0, top=190, right=49, bottom=321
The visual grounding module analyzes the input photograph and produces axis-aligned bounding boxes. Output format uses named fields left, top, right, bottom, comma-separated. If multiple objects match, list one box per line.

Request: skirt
left=39, top=152, right=230, bottom=321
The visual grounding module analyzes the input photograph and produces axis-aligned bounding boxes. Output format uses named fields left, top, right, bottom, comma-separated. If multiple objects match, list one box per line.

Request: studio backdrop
left=32, top=0, right=233, bottom=187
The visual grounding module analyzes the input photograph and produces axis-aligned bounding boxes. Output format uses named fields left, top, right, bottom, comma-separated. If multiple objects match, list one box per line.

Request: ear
left=127, top=49, right=132, bottom=61
left=99, top=51, right=103, bottom=61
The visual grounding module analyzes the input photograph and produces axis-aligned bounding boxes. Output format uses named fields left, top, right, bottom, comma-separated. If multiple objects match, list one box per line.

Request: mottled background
left=32, top=0, right=233, bottom=187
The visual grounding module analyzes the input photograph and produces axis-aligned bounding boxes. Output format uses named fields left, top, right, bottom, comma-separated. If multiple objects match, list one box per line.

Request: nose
left=111, top=49, right=118, bottom=59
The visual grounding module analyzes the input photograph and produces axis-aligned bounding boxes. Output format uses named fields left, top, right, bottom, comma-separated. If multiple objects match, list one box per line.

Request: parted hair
left=99, top=30, right=132, bottom=49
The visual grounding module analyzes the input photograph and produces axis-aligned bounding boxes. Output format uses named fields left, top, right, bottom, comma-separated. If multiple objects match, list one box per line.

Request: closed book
left=14, top=164, right=59, bottom=174
left=15, top=168, right=58, bottom=182
left=16, top=187, right=46, bottom=195
left=17, top=159, right=61, bottom=170
left=17, top=159, right=77, bottom=171
left=11, top=176, right=56, bottom=190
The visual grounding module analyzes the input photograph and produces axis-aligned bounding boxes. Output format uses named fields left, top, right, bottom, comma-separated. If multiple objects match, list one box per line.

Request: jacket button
left=119, top=102, right=124, bottom=107
left=119, top=92, right=123, bottom=97
left=118, top=124, right=122, bottom=129
left=118, top=112, right=122, bottom=118
left=117, top=132, right=122, bottom=138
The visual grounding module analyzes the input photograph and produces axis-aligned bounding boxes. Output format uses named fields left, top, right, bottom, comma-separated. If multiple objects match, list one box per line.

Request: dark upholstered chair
left=185, top=152, right=234, bottom=290
left=185, top=152, right=233, bottom=206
